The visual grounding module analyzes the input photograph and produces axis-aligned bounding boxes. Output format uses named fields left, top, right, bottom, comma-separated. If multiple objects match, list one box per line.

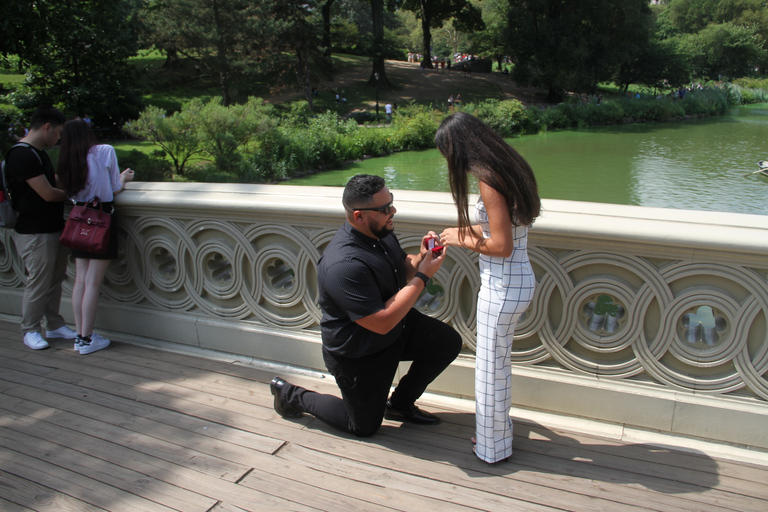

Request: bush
left=461, top=99, right=529, bottom=136
left=390, top=111, right=438, bottom=150
left=117, top=149, right=173, bottom=182
left=0, top=103, right=24, bottom=155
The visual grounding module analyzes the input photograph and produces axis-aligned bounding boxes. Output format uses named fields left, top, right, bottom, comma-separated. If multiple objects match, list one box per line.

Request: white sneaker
left=77, top=333, right=110, bottom=355
left=24, top=332, right=50, bottom=350
left=46, top=325, right=78, bottom=339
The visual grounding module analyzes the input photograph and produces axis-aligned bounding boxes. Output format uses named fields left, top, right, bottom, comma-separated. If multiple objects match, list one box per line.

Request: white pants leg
left=474, top=264, right=535, bottom=463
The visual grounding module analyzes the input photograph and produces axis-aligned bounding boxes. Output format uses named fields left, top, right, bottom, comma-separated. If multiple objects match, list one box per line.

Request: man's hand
left=417, top=242, right=446, bottom=278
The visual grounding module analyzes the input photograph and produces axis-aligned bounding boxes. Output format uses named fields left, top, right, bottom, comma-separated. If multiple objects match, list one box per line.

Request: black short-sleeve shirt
left=6, top=144, right=64, bottom=234
left=318, top=222, right=408, bottom=358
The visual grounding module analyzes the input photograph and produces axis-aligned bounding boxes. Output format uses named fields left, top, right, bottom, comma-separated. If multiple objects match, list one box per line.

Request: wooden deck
left=1, top=319, right=767, bottom=512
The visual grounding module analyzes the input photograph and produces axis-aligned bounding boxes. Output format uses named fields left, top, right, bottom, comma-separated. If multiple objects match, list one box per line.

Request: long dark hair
left=57, top=119, right=97, bottom=196
left=435, top=112, right=540, bottom=238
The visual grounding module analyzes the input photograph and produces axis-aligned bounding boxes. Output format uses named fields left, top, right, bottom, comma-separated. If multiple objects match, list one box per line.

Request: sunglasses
left=349, top=194, right=395, bottom=215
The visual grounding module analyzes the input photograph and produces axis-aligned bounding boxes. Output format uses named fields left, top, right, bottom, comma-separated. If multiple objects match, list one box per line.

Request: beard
left=370, top=219, right=394, bottom=239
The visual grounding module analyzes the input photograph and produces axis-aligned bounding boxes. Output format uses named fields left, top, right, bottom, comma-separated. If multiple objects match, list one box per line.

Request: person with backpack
left=5, top=106, right=78, bottom=350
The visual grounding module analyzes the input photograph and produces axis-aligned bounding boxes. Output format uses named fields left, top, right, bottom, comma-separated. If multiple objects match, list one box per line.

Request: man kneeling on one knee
left=271, top=174, right=462, bottom=436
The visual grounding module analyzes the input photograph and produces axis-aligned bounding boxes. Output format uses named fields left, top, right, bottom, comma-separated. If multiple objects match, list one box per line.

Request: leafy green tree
left=140, top=0, right=264, bottom=106
left=196, top=97, right=275, bottom=172
left=9, top=0, right=141, bottom=123
left=660, top=0, right=768, bottom=74
left=0, top=1, right=44, bottom=61
left=126, top=105, right=205, bottom=176
left=264, top=0, right=331, bottom=110
left=676, top=22, right=766, bottom=79
left=398, top=0, right=484, bottom=69
left=322, top=0, right=337, bottom=58
left=507, top=0, right=653, bottom=102
left=615, top=38, right=691, bottom=91
left=468, top=0, right=510, bottom=71
left=369, top=0, right=392, bottom=86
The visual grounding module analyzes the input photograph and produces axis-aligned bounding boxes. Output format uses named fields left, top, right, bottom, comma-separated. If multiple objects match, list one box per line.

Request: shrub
left=461, top=99, right=529, bottom=136
left=0, top=103, right=24, bottom=154
left=391, top=111, right=438, bottom=150
left=117, top=149, right=172, bottom=182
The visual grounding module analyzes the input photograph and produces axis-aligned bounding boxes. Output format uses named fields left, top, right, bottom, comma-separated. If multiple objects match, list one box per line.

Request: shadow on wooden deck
left=1, top=319, right=766, bottom=511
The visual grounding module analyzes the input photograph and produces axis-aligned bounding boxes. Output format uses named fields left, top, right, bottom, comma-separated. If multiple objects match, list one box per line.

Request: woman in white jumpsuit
left=436, top=112, right=540, bottom=464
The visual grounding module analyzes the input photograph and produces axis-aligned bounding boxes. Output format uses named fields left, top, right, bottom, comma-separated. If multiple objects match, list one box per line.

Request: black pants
left=283, top=308, right=462, bottom=437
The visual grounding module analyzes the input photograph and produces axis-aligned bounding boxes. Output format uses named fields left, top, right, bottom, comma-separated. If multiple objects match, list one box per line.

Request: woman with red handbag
left=57, top=119, right=134, bottom=354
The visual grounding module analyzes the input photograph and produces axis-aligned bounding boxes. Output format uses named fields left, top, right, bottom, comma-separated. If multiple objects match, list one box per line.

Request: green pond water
left=286, top=104, right=768, bottom=216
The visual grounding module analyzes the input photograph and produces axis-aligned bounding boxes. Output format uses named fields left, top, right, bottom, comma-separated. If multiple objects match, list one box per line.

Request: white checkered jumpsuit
left=474, top=197, right=535, bottom=463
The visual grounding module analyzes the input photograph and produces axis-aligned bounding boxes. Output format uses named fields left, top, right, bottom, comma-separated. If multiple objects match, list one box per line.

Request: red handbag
left=60, top=197, right=113, bottom=254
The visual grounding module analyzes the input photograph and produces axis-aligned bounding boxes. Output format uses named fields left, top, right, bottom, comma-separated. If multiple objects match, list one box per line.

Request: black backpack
left=1, top=143, right=43, bottom=229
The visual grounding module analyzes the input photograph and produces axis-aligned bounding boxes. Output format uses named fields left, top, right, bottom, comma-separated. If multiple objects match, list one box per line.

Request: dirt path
left=266, top=59, right=550, bottom=109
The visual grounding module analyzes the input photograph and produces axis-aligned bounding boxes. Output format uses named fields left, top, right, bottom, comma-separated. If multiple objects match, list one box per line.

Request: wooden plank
left=237, top=468, right=402, bottom=512
left=4, top=384, right=285, bottom=461
left=3, top=317, right=768, bottom=512
left=0, top=428, right=216, bottom=512
left=0, top=355, right=285, bottom=455
left=273, top=443, right=567, bottom=512
left=0, top=470, right=107, bottom=512
left=0, top=451, right=178, bottom=512
left=372, top=421, right=759, bottom=512
left=0, top=400, right=319, bottom=512
left=0, top=392, right=252, bottom=482
left=0, top=495, right=37, bottom=512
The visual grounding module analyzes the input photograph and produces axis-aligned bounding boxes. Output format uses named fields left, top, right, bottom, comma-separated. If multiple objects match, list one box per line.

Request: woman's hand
left=439, top=227, right=461, bottom=247
left=120, top=168, right=135, bottom=183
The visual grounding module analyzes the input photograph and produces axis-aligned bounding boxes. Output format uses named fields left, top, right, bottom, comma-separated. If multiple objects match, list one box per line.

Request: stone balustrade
left=1, top=182, right=766, bottom=450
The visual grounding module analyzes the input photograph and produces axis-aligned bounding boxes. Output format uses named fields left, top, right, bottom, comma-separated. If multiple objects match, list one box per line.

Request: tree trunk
left=322, top=0, right=335, bottom=59
left=369, top=0, right=391, bottom=87
left=212, top=0, right=231, bottom=105
left=297, top=47, right=315, bottom=111
left=420, top=0, right=433, bottom=69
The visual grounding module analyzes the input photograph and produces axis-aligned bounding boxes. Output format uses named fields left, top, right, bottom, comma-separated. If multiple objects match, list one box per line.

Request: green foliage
left=0, top=103, right=23, bottom=154
left=196, top=97, right=275, bottom=174
left=116, top=149, right=173, bottom=182
left=126, top=90, right=749, bottom=184
left=14, top=0, right=142, bottom=123
left=125, top=105, right=205, bottom=176
left=675, top=22, right=766, bottom=80
left=508, top=0, right=654, bottom=101
left=460, top=99, right=530, bottom=135
left=390, top=111, right=438, bottom=150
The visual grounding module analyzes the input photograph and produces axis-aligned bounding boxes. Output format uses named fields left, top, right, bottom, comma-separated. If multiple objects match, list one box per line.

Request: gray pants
left=13, top=231, right=69, bottom=334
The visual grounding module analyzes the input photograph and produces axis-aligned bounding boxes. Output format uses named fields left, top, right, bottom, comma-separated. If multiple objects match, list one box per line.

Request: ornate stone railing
left=1, top=182, right=766, bottom=449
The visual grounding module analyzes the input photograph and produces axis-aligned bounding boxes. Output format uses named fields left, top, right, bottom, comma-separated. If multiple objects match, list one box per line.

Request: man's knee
left=351, top=419, right=382, bottom=438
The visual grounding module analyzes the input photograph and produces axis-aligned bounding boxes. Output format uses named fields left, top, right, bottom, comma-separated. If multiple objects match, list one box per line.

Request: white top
left=385, top=104, right=392, bottom=113
left=70, top=145, right=122, bottom=203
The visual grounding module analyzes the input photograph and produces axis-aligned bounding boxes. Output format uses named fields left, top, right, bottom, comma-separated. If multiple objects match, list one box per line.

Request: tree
left=10, top=0, right=142, bottom=122
left=196, top=97, right=275, bottom=172
left=369, top=0, right=391, bottom=86
left=140, top=0, right=264, bottom=106
left=615, top=38, right=691, bottom=92
left=126, top=105, right=205, bottom=176
left=398, top=0, right=484, bottom=69
left=321, top=0, right=337, bottom=58
left=0, top=1, right=44, bottom=61
left=676, top=22, right=766, bottom=79
left=660, top=0, right=768, bottom=74
left=468, top=0, right=511, bottom=71
left=507, top=0, right=653, bottom=102
left=263, top=0, right=331, bottom=110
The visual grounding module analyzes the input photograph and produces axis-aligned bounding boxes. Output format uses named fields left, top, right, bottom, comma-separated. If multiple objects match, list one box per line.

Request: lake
left=286, top=104, right=768, bottom=216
